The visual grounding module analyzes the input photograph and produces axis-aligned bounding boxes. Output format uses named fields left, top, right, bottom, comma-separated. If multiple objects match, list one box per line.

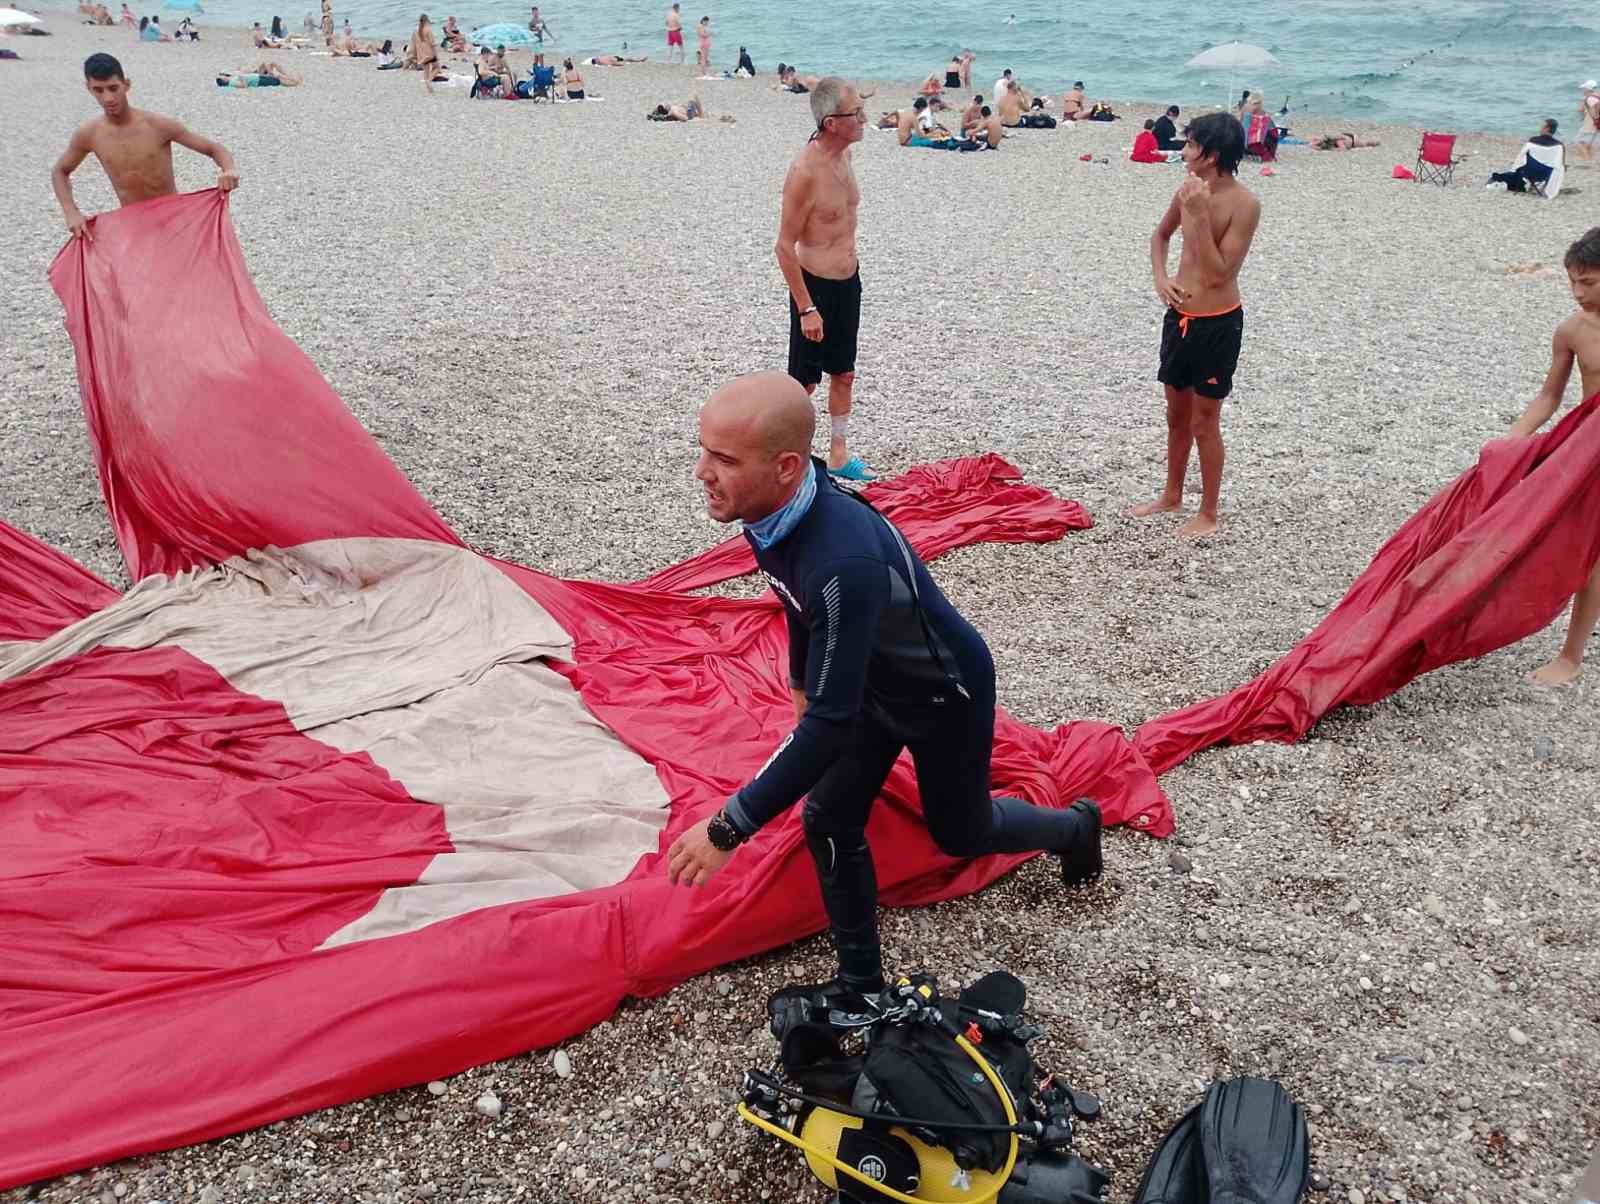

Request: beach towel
left=0, top=188, right=1168, bottom=1189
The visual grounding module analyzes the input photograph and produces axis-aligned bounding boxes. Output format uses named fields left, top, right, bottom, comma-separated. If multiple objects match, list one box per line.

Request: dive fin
left=1198, top=1076, right=1311, bottom=1204
left=1133, top=1104, right=1205, bottom=1204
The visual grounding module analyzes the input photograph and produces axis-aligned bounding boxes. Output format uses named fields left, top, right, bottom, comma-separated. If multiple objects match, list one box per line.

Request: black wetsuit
left=724, top=460, right=1096, bottom=994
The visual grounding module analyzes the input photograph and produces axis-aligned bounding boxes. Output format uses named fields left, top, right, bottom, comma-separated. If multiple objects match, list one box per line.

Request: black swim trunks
left=1157, top=305, right=1245, bottom=400
left=788, top=267, right=862, bottom=388
left=944, top=70, right=960, bottom=88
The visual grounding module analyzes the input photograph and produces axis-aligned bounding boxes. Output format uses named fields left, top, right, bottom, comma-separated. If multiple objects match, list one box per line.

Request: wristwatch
left=798, top=305, right=818, bottom=317
left=706, top=809, right=747, bottom=852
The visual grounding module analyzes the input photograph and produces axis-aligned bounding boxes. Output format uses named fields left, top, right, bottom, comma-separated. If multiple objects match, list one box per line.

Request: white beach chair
left=1515, top=140, right=1565, bottom=199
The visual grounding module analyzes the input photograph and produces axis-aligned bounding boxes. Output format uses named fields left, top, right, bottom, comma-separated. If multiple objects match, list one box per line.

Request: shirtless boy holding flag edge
left=53, top=54, right=239, bottom=241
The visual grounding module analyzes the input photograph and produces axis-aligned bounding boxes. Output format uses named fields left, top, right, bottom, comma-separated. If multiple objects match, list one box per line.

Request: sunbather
left=583, top=51, right=647, bottom=65
left=959, top=94, right=984, bottom=135
left=441, top=15, right=466, bottom=51
left=648, top=94, right=734, bottom=122
left=218, top=60, right=303, bottom=87
left=1061, top=81, right=1086, bottom=120
left=1312, top=131, right=1380, bottom=150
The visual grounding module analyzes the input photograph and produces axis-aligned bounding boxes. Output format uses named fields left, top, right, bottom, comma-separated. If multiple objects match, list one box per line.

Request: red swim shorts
left=666, top=27, right=683, bottom=45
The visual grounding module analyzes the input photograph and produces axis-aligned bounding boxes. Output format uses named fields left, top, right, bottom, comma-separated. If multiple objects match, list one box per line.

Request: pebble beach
left=3, top=12, right=1599, bottom=1204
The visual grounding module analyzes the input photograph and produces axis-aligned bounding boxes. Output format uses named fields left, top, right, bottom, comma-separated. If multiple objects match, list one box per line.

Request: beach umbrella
left=468, top=21, right=536, bottom=47
left=0, top=6, right=43, bottom=26
left=163, top=0, right=204, bottom=11
left=1185, top=41, right=1280, bottom=113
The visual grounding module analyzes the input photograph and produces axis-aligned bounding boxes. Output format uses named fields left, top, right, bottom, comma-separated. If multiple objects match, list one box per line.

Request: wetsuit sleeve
left=785, top=604, right=809, bottom=689
left=724, top=556, right=888, bottom=835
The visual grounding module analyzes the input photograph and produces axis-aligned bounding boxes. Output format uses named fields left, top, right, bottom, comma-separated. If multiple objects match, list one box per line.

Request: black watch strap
left=706, top=809, right=747, bottom=852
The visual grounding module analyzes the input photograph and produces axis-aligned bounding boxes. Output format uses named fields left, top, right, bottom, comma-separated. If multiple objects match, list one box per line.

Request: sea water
left=210, top=0, right=1596, bottom=136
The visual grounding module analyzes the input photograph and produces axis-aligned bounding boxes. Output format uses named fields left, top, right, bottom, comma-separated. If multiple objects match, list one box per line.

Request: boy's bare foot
left=1530, top=655, right=1581, bottom=685
left=1128, top=495, right=1182, bottom=518
left=1178, top=513, right=1218, bottom=538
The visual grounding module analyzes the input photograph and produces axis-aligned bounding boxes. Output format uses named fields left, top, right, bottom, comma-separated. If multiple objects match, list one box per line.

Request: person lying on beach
left=84, top=4, right=114, bottom=25
left=583, top=52, right=647, bottom=65
left=1061, top=82, right=1087, bottom=120
left=332, top=31, right=378, bottom=55
left=647, top=95, right=735, bottom=122
left=54, top=52, right=239, bottom=240
left=1312, top=131, right=1379, bottom=150
left=218, top=61, right=303, bottom=86
left=1496, top=226, right=1600, bottom=684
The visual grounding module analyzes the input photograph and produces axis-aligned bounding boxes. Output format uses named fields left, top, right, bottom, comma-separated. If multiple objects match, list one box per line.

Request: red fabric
left=0, top=519, right=117, bottom=641
left=15, top=188, right=1596, bottom=1191
left=0, top=190, right=1169, bottom=1188
left=1130, top=129, right=1167, bottom=163
left=47, top=191, right=460, bottom=579
left=638, top=453, right=1091, bottom=593
left=1419, top=131, right=1457, bottom=165
left=1135, top=395, right=1600, bottom=773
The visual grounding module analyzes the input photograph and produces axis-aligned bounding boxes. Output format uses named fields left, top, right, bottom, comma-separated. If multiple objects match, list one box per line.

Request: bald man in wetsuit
left=667, top=372, right=1103, bottom=1010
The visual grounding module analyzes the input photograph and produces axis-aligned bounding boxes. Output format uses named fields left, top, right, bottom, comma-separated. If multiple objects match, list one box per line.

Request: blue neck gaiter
left=744, top=464, right=818, bottom=550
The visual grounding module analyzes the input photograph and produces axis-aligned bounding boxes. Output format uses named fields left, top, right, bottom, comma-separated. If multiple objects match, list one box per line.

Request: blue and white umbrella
left=468, top=21, right=536, bottom=47
left=164, top=0, right=205, bottom=11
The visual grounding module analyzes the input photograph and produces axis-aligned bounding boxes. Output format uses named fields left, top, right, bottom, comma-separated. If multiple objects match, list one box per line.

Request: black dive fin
left=1198, top=1076, right=1311, bottom=1204
left=1133, top=1104, right=1205, bottom=1204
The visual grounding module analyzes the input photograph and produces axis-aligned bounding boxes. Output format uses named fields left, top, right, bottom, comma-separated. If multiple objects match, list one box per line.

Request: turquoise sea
left=201, top=0, right=1596, bottom=135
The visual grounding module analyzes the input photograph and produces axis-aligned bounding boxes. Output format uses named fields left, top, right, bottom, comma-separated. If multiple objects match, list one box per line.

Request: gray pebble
left=653, top=1154, right=674, bottom=1172
left=426, top=1081, right=447, bottom=1096
left=198, top=1188, right=223, bottom=1204
left=1507, top=1026, right=1530, bottom=1046
left=1310, top=1170, right=1332, bottom=1191
left=1348, top=1189, right=1366, bottom=1204
left=554, top=1050, right=574, bottom=1079
left=706, top=1120, right=725, bottom=1140
left=475, top=1090, right=503, bottom=1119
left=1168, top=851, right=1194, bottom=874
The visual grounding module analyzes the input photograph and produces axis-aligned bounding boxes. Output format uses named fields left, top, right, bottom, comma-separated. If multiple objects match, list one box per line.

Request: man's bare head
left=695, top=372, right=815, bottom=523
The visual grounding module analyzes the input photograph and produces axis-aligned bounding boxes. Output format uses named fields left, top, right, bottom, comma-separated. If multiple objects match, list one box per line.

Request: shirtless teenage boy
left=1499, top=227, right=1600, bottom=684
left=1130, top=112, right=1260, bottom=538
left=775, top=77, right=873, bottom=481
left=53, top=54, right=239, bottom=241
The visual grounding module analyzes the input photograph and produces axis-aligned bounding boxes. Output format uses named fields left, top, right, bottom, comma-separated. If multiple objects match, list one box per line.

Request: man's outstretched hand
left=667, top=817, right=734, bottom=887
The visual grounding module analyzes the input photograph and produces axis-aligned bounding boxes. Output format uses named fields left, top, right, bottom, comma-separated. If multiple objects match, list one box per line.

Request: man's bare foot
left=1530, top=656, right=1581, bottom=686
left=1178, top=513, right=1218, bottom=538
left=1128, top=495, right=1182, bottom=518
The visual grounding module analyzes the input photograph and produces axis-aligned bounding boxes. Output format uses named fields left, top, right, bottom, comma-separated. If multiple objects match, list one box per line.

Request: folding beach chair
left=524, top=62, right=556, bottom=101
left=1243, top=113, right=1279, bottom=162
left=1519, top=141, right=1565, bottom=200
left=1415, top=131, right=1460, bottom=186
